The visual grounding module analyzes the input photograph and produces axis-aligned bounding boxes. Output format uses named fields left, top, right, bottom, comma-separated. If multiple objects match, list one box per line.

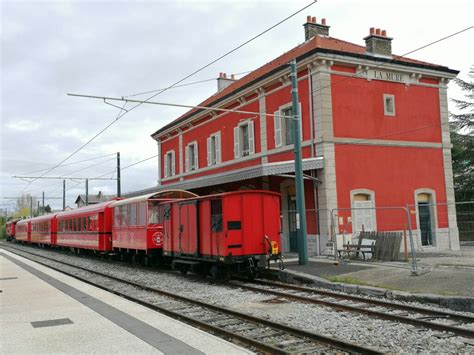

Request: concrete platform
left=277, top=244, right=474, bottom=312
left=0, top=250, right=249, bottom=354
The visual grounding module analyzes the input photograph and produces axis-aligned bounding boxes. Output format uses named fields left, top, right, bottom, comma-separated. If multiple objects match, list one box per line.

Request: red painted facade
left=150, top=17, right=459, bottom=254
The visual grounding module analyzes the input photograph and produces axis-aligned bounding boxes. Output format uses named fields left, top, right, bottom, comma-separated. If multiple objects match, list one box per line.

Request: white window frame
left=274, top=102, right=302, bottom=148
left=234, top=119, right=255, bottom=159
left=185, top=141, right=199, bottom=172
left=414, top=188, right=438, bottom=247
left=207, top=131, right=221, bottom=166
left=163, top=150, right=175, bottom=178
left=350, top=189, right=377, bottom=234
left=383, top=94, right=396, bottom=116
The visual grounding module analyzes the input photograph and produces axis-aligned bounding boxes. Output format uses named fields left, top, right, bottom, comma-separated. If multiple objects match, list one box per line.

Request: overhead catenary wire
left=19, top=153, right=117, bottom=176
left=16, top=1, right=317, bottom=196
left=124, top=70, right=253, bottom=98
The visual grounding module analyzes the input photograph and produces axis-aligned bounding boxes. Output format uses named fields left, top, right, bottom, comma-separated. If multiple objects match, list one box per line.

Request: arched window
left=351, top=189, right=376, bottom=233
left=415, top=189, right=436, bottom=246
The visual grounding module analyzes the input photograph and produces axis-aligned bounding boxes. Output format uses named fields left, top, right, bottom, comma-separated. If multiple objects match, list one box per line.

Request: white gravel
left=4, top=242, right=474, bottom=353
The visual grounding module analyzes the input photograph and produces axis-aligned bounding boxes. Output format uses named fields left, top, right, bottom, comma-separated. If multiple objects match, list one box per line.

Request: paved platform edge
left=276, top=269, right=474, bottom=313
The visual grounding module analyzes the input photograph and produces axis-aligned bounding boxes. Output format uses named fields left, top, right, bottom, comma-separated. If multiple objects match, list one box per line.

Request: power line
left=19, top=153, right=117, bottom=175
left=24, top=1, right=317, bottom=194
left=124, top=70, right=253, bottom=98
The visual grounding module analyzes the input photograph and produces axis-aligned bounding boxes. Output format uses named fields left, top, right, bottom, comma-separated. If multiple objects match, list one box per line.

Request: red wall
left=335, top=144, right=448, bottom=231
left=331, top=75, right=442, bottom=143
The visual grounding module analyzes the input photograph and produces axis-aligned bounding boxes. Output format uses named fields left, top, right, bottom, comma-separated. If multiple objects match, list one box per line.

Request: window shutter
left=164, top=154, right=169, bottom=178
left=185, top=146, right=189, bottom=172
left=234, top=126, right=240, bottom=158
left=216, top=133, right=221, bottom=163
left=171, top=151, right=176, bottom=176
left=248, top=120, right=255, bottom=154
left=274, top=111, right=282, bottom=148
left=194, top=142, right=199, bottom=169
left=207, top=137, right=211, bottom=166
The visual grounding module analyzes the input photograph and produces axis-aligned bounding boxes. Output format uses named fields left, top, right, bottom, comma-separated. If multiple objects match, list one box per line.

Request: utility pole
left=30, top=196, right=33, bottom=218
left=290, top=59, right=308, bottom=265
left=117, top=152, right=121, bottom=197
left=85, top=179, right=89, bottom=206
left=63, top=180, right=66, bottom=211
left=37, top=201, right=40, bottom=216
left=42, top=191, right=45, bottom=215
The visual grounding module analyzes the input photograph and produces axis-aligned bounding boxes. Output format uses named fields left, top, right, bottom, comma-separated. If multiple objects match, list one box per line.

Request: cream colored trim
left=324, top=137, right=446, bottom=149
left=383, top=94, right=396, bottom=116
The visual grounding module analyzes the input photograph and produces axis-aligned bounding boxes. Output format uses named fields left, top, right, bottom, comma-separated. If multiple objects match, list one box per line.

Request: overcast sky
left=1, top=0, right=473, bottom=211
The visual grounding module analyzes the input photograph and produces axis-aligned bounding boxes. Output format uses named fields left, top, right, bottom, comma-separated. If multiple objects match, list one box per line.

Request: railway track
left=1, top=244, right=382, bottom=355
left=230, top=278, right=474, bottom=339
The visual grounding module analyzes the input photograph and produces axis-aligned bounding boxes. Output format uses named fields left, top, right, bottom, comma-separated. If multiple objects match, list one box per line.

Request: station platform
left=0, top=250, right=249, bottom=354
left=276, top=243, right=474, bottom=312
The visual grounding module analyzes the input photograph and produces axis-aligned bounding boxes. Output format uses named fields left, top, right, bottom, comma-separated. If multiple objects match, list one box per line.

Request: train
left=6, top=190, right=283, bottom=279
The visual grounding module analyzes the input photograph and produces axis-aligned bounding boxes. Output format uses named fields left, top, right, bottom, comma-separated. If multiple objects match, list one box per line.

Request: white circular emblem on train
left=153, top=231, right=163, bottom=246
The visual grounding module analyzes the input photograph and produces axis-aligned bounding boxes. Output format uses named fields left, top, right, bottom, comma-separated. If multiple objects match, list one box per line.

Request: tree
left=450, top=66, right=474, bottom=202
left=16, top=193, right=36, bottom=212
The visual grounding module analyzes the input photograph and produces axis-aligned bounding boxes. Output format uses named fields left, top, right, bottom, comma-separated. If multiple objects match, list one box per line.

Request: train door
left=178, top=200, right=199, bottom=256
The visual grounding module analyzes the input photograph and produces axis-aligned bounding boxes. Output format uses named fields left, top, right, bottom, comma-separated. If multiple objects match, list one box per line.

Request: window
left=351, top=191, right=376, bottom=233
left=129, top=204, right=137, bottom=225
left=207, top=132, right=221, bottom=166
left=234, top=120, right=254, bottom=158
left=384, top=94, right=395, bottom=116
left=148, top=203, right=160, bottom=224
left=138, top=202, right=146, bottom=226
left=210, top=199, right=223, bottom=232
left=274, top=104, right=302, bottom=147
left=164, top=150, right=175, bottom=178
left=185, top=142, right=198, bottom=172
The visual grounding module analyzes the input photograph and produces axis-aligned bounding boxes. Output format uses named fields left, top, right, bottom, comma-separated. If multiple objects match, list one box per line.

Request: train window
left=87, top=216, right=92, bottom=231
left=211, top=199, right=223, bottom=232
left=114, top=208, right=120, bottom=228
left=119, top=206, right=127, bottom=227
left=148, top=203, right=160, bottom=224
left=129, top=204, right=137, bottom=225
left=82, top=217, right=87, bottom=231
left=138, top=202, right=146, bottom=226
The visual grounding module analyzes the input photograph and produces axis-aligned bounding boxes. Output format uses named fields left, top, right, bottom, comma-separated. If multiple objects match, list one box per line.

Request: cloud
left=5, top=120, right=42, bottom=131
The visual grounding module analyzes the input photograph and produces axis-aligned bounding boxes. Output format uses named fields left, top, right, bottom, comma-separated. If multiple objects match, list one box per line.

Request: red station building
left=137, top=16, right=460, bottom=255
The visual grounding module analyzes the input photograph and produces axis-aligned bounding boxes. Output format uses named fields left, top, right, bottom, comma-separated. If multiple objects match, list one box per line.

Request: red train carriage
left=110, top=190, right=197, bottom=260
left=161, top=190, right=282, bottom=277
left=30, top=214, right=57, bottom=246
left=6, top=220, right=18, bottom=241
left=56, top=201, right=115, bottom=251
left=15, top=219, right=30, bottom=243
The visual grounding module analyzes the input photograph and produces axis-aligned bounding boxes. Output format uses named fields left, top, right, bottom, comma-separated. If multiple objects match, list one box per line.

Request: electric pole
left=290, top=59, right=308, bottom=265
left=42, top=191, right=45, bottom=215
left=117, top=152, right=121, bottom=197
left=63, top=180, right=66, bottom=211
left=85, top=179, right=89, bottom=206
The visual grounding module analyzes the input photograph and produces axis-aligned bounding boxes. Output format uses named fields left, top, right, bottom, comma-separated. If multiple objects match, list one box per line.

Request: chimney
left=303, top=16, right=330, bottom=40
left=364, top=27, right=393, bottom=57
left=217, top=72, right=235, bottom=92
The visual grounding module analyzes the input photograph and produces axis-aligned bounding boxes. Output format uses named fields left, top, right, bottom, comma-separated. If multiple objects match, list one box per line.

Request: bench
left=338, top=242, right=375, bottom=260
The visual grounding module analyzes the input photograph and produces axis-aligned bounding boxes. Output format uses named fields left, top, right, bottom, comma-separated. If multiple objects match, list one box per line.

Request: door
left=288, top=196, right=298, bottom=252
left=178, top=201, right=199, bottom=255
left=418, top=202, right=432, bottom=246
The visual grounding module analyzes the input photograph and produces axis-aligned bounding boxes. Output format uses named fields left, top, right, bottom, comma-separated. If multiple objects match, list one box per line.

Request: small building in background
left=75, top=191, right=115, bottom=208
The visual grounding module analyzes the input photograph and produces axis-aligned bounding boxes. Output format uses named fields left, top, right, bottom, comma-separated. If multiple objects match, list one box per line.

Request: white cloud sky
left=1, top=0, right=473, bottom=210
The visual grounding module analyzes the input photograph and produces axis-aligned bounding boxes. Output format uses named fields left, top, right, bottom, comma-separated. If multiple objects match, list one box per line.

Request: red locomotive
left=5, top=220, right=18, bottom=241
left=9, top=190, right=283, bottom=278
